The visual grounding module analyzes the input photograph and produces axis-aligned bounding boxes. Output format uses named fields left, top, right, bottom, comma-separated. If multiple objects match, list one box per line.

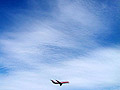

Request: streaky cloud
left=0, top=0, right=119, bottom=90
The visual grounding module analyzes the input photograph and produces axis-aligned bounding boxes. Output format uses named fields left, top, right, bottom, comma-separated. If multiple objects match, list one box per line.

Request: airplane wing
left=51, top=80, right=58, bottom=84
left=56, top=80, right=62, bottom=84
left=56, top=80, right=62, bottom=86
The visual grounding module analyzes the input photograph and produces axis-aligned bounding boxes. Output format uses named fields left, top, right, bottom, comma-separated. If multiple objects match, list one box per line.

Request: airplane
left=51, top=80, right=69, bottom=86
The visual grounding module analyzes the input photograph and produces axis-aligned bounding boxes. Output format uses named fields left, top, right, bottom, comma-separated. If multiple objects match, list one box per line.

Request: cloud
left=0, top=47, right=120, bottom=90
left=0, top=70, right=58, bottom=90
left=0, top=0, right=119, bottom=90
left=0, top=0, right=110, bottom=65
left=0, top=21, right=77, bottom=68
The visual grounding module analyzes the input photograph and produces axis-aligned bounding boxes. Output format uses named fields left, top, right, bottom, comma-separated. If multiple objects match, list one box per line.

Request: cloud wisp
left=0, top=47, right=120, bottom=90
left=0, top=0, right=119, bottom=90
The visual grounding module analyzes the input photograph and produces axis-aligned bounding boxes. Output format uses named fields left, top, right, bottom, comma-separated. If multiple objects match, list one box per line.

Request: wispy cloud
left=0, top=0, right=119, bottom=90
left=0, top=47, right=120, bottom=90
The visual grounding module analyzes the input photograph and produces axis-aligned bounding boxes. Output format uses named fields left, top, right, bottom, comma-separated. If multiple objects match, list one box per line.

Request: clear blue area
left=0, top=66, right=9, bottom=74
left=0, top=0, right=56, bottom=32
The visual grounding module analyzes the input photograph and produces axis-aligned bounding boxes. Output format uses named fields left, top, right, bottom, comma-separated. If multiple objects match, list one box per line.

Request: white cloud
left=0, top=0, right=109, bottom=66
left=0, top=0, right=118, bottom=90
left=0, top=70, right=57, bottom=90
left=0, top=47, right=120, bottom=90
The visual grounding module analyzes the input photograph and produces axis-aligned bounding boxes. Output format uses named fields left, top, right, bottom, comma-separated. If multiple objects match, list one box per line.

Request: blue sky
left=0, top=0, right=120, bottom=90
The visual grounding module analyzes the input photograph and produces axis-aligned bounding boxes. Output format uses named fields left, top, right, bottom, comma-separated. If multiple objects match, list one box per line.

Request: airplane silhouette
left=51, top=80, right=69, bottom=86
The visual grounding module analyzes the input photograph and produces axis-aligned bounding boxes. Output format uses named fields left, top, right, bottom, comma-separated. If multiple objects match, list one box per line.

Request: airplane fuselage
left=51, top=80, right=69, bottom=86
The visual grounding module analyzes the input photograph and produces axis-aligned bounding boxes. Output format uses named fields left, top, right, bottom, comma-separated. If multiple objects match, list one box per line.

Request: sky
left=0, top=0, right=120, bottom=90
